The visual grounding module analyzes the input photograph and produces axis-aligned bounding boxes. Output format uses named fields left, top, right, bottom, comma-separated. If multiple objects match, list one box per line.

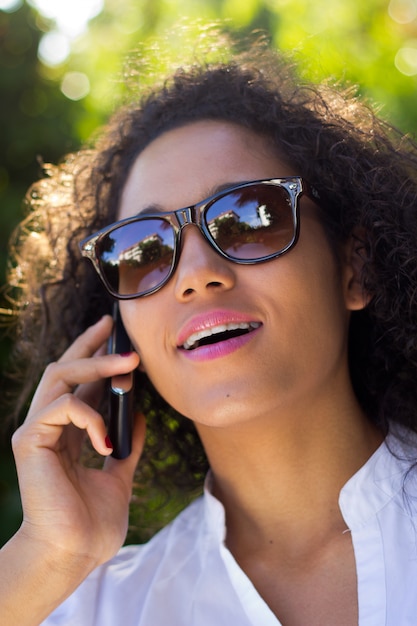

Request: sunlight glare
left=29, top=0, right=104, bottom=37
left=30, top=0, right=104, bottom=67
left=0, top=0, right=22, bottom=10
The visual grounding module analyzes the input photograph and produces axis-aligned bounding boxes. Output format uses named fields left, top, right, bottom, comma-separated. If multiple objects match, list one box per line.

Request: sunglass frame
left=79, top=176, right=320, bottom=299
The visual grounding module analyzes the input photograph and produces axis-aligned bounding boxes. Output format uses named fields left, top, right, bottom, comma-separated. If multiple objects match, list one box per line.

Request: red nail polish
left=120, top=351, right=133, bottom=357
left=105, top=435, right=113, bottom=449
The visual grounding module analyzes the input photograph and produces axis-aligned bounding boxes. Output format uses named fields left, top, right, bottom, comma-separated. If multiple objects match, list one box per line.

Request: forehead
left=118, top=120, right=296, bottom=220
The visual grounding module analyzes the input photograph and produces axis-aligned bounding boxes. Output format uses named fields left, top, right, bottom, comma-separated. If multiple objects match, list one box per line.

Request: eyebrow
left=136, top=180, right=252, bottom=216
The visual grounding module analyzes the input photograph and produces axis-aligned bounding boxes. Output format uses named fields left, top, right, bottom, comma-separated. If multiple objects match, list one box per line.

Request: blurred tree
left=0, top=1, right=110, bottom=546
left=78, top=0, right=417, bottom=132
left=1, top=0, right=417, bottom=546
left=0, top=3, right=93, bottom=279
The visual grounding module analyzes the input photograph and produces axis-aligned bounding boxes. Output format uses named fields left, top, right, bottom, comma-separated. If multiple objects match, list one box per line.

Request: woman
left=1, top=34, right=417, bottom=625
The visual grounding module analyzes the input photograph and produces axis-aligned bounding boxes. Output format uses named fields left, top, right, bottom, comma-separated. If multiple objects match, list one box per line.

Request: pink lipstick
left=177, top=310, right=261, bottom=361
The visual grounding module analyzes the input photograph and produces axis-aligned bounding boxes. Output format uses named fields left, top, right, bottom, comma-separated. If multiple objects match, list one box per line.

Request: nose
left=173, top=225, right=236, bottom=301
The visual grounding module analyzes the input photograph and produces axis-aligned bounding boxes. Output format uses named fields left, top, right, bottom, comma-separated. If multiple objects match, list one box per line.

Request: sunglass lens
left=97, top=218, right=175, bottom=296
left=205, top=184, right=295, bottom=260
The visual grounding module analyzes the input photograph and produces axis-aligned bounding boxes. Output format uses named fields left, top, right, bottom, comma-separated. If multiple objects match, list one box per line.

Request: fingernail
left=105, top=435, right=113, bottom=449
left=120, top=351, right=133, bottom=357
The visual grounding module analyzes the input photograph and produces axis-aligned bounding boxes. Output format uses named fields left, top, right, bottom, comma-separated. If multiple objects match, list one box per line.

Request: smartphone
left=108, top=303, right=134, bottom=459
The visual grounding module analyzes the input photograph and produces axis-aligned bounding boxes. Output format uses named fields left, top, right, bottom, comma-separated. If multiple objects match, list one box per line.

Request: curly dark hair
left=4, top=32, right=417, bottom=502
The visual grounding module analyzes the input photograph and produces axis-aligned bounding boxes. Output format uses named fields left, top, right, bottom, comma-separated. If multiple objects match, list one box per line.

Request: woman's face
left=118, top=120, right=363, bottom=428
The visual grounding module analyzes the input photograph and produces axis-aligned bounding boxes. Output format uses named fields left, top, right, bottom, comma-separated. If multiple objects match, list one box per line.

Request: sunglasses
left=79, top=176, right=319, bottom=299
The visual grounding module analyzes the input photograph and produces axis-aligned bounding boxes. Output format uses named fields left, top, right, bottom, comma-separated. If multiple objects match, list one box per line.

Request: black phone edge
left=108, top=303, right=134, bottom=460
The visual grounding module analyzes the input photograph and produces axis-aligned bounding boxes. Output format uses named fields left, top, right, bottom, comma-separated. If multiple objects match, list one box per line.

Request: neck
left=197, top=387, right=382, bottom=557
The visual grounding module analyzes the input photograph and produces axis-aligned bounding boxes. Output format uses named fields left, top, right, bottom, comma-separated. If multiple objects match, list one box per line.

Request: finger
left=17, top=394, right=113, bottom=458
left=63, top=422, right=87, bottom=462
left=73, top=327, right=128, bottom=407
left=58, top=315, right=113, bottom=363
left=74, top=377, right=106, bottom=410
left=103, top=412, right=146, bottom=482
left=27, top=351, right=139, bottom=418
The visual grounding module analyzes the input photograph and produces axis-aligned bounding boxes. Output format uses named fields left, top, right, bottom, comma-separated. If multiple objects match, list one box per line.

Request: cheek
left=294, top=259, right=349, bottom=361
left=266, top=234, right=349, bottom=357
left=119, top=302, right=157, bottom=362
left=120, top=302, right=178, bottom=393
left=138, top=350, right=189, bottom=417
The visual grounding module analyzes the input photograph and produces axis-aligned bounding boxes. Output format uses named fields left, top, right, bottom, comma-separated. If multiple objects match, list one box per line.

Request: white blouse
left=42, top=429, right=417, bottom=626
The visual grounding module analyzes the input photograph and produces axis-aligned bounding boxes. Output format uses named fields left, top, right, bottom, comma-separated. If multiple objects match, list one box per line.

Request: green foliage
left=2, top=0, right=417, bottom=545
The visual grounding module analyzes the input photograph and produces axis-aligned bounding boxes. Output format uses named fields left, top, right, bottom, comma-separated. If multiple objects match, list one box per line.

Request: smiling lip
left=177, top=310, right=262, bottom=361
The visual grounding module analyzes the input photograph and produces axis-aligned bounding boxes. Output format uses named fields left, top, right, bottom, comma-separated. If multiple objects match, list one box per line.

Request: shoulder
left=346, top=427, right=417, bottom=621
left=340, top=426, right=417, bottom=528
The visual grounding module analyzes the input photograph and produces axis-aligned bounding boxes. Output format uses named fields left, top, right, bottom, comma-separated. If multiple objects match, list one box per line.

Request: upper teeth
left=181, top=322, right=260, bottom=350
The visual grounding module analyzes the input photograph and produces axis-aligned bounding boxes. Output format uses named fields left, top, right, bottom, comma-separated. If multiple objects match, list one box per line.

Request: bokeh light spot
left=0, top=0, right=22, bottom=11
left=29, top=0, right=104, bottom=37
left=395, top=45, right=417, bottom=75
left=38, top=31, right=71, bottom=66
left=60, top=72, right=90, bottom=100
left=388, top=0, right=417, bottom=24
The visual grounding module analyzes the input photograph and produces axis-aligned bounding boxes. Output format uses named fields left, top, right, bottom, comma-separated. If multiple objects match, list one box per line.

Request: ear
left=342, top=230, right=371, bottom=311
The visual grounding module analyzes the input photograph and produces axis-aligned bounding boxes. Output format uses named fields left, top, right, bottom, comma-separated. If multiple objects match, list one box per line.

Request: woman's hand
left=11, top=314, right=144, bottom=571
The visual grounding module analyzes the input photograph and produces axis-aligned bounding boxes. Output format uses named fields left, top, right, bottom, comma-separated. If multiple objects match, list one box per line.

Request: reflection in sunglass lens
left=93, top=183, right=297, bottom=298
left=205, top=185, right=294, bottom=260
left=97, top=218, right=175, bottom=296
